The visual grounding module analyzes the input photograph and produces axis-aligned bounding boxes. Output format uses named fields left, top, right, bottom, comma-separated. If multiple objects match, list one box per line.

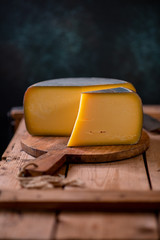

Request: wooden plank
left=143, top=105, right=160, bottom=191
left=0, top=151, right=34, bottom=190
left=145, top=132, right=160, bottom=190
left=143, top=104, right=160, bottom=191
left=0, top=119, right=35, bottom=190
left=0, top=153, right=66, bottom=190
left=0, top=118, right=66, bottom=190
left=0, top=118, right=65, bottom=240
left=9, top=106, right=24, bottom=119
left=144, top=106, right=160, bottom=239
left=0, top=156, right=66, bottom=190
left=61, top=107, right=154, bottom=240
left=0, top=189, right=160, bottom=211
left=0, top=211, right=56, bottom=240
left=9, top=106, right=24, bottom=132
left=56, top=212, right=158, bottom=240
left=57, top=155, right=158, bottom=238
left=1, top=119, right=26, bottom=160
left=66, top=155, right=149, bottom=190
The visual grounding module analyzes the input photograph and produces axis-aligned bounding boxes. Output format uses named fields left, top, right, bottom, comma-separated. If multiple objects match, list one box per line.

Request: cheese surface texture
left=67, top=87, right=143, bottom=146
left=24, top=78, right=136, bottom=136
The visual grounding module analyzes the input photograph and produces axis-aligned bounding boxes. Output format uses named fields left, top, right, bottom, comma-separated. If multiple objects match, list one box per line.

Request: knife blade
left=143, top=113, right=160, bottom=132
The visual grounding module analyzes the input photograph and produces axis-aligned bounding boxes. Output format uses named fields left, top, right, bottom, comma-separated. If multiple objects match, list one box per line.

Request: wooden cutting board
left=20, top=130, right=150, bottom=177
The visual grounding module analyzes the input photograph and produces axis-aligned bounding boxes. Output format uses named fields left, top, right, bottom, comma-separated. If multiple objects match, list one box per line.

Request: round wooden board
left=21, top=130, right=150, bottom=163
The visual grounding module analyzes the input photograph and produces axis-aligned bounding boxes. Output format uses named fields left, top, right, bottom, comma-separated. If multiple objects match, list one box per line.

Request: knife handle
left=20, top=149, right=67, bottom=177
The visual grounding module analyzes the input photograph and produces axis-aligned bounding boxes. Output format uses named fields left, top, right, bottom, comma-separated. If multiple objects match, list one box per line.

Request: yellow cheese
left=67, top=87, right=143, bottom=146
left=24, top=78, right=136, bottom=136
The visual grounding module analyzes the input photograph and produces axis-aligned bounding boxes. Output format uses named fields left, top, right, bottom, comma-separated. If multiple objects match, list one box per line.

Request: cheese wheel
left=24, top=78, right=136, bottom=136
left=67, top=87, right=143, bottom=146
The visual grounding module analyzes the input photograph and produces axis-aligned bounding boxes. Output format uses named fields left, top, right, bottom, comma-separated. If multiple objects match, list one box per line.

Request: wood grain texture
left=0, top=119, right=67, bottom=190
left=0, top=211, right=56, bottom=240
left=144, top=108, right=160, bottom=190
left=20, top=130, right=150, bottom=176
left=0, top=119, right=64, bottom=240
left=61, top=151, right=157, bottom=239
left=66, top=155, right=149, bottom=190
left=2, top=119, right=26, bottom=160
left=0, top=189, right=160, bottom=211
left=0, top=151, right=34, bottom=190
left=56, top=212, right=158, bottom=240
left=146, top=132, right=160, bottom=190
left=1, top=106, right=160, bottom=240
left=0, top=120, right=35, bottom=190
left=62, top=146, right=152, bottom=238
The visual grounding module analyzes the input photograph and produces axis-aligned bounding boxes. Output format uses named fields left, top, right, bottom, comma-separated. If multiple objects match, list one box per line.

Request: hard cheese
left=24, top=78, right=136, bottom=136
left=67, top=87, right=143, bottom=146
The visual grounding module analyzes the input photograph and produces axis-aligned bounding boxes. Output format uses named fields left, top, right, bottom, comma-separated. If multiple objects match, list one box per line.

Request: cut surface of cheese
left=24, top=78, right=136, bottom=136
left=67, top=87, right=143, bottom=146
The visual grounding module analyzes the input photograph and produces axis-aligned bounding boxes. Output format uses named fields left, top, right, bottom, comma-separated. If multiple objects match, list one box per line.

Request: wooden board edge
left=1, top=119, right=25, bottom=160
left=0, top=189, right=160, bottom=212
left=21, top=140, right=47, bottom=158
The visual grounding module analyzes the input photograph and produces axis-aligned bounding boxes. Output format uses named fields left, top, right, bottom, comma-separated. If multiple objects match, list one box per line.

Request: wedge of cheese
left=67, top=87, right=143, bottom=146
left=24, top=78, right=136, bottom=136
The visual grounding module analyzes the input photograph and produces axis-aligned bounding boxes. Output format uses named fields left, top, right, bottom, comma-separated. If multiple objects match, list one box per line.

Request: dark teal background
left=0, top=0, right=160, bottom=155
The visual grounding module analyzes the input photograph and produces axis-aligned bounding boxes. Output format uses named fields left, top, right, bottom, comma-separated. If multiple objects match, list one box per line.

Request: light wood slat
left=0, top=119, right=64, bottom=240
left=0, top=156, right=66, bottom=190
left=0, top=189, right=160, bottom=211
left=61, top=116, right=153, bottom=239
left=0, top=211, right=56, bottom=240
left=0, top=118, right=66, bottom=190
left=144, top=104, right=160, bottom=191
left=143, top=107, right=160, bottom=239
left=58, top=157, right=156, bottom=239
left=146, top=132, right=160, bottom=190
left=0, top=119, right=34, bottom=190
left=66, top=155, right=149, bottom=190
left=0, top=120, right=35, bottom=190
left=144, top=105, right=160, bottom=190
left=1, top=119, right=26, bottom=160
left=56, top=212, right=158, bottom=240
left=0, top=151, right=34, bottom=190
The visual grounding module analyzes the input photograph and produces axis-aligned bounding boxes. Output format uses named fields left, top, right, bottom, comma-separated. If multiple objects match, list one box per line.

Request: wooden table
left=0, top=105, right=160, bottom=240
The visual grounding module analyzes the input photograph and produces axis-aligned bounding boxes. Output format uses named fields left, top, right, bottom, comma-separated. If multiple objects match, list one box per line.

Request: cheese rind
left=67, top=87, right=143, bottom=146
left=24, top=78, right=136, bottom=136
